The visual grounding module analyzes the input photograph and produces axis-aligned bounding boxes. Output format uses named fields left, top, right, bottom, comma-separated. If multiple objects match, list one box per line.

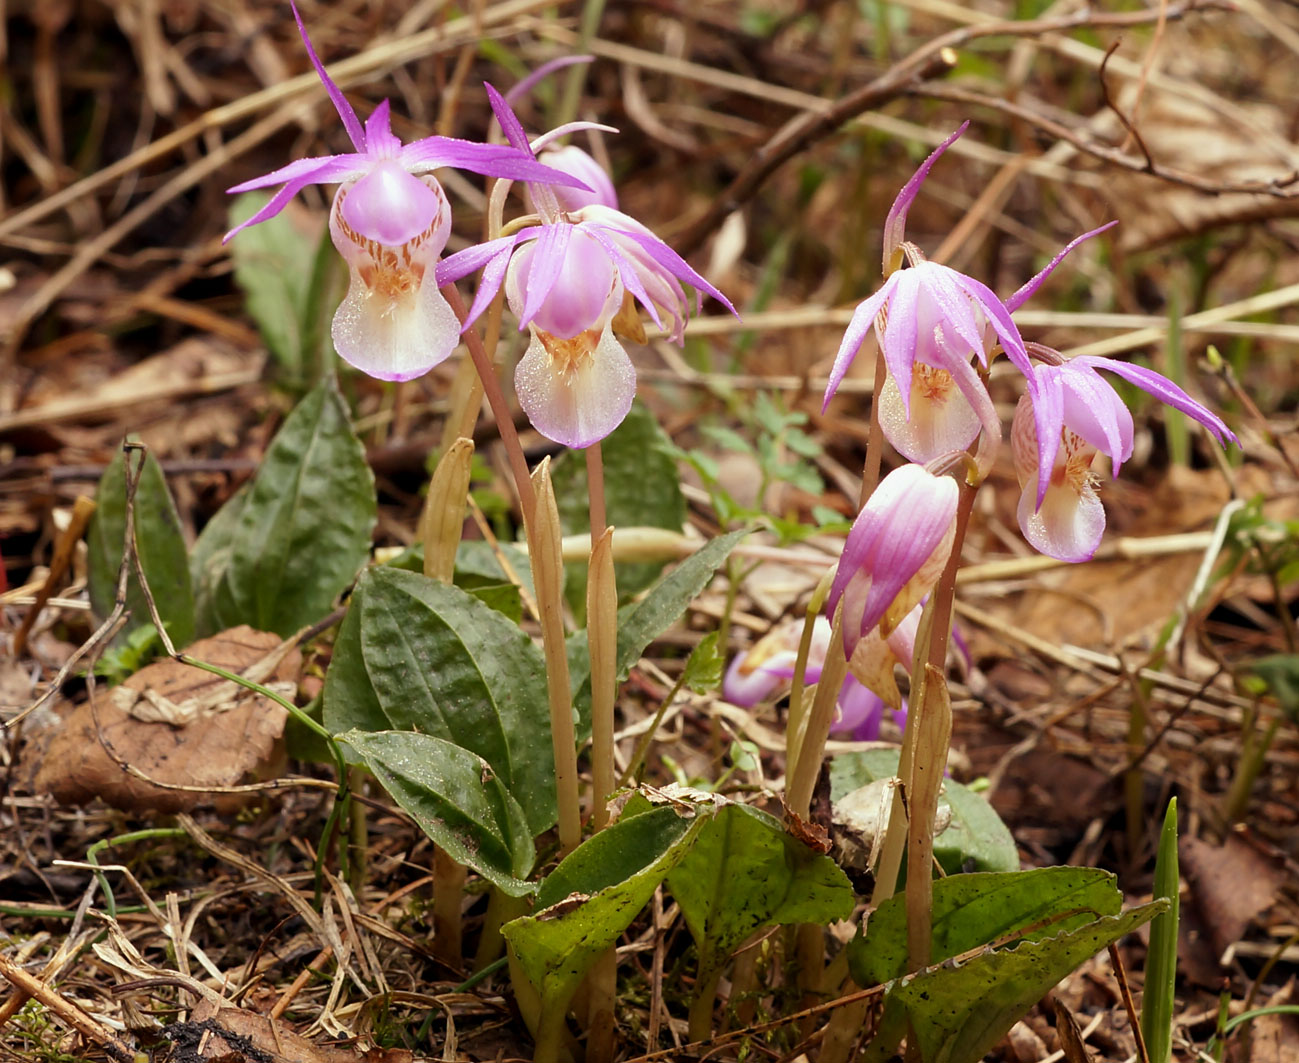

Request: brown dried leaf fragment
left=1181, top=832, right=1284, bottom=963
left=32, top=626, right=298, bottom=814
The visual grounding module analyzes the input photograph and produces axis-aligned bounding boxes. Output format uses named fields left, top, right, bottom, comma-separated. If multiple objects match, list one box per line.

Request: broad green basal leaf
left=88, top=444, right=194, bottom=648
left=668, top=802, right=853, bottom=990
left=339, top=729, right=533, bottom=894
left=883, top=901, right=1166, bottom=1063
left=324, top=566, right=555, bottom=834
left=191, top=376, right=375, bottom=638
left=851, top=866, right=1123, bottom=987
left=503, top=802, right=710, bottom=1030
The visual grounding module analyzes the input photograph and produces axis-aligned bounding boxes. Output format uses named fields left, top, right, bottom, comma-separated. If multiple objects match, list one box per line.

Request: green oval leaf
left=88, top=444, right=194, bottom=648
left=192, top=377, right=376, bottom=638
left=339, top=728, right=533, bottom=894
left=667, top=803, right=854, bottom=986
left=324, top=566, right=556, bottom=834
left=885, top=900, right=1166, bottom=1063
left=852, top=866, right=1123, bottom=987
left=503, top=804, right=709, bottom=1018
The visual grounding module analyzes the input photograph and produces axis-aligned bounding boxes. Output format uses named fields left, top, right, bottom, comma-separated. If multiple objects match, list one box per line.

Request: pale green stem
left=786, top=568, right=837, bottom=772
left=787, top=606, right=848, bottom=818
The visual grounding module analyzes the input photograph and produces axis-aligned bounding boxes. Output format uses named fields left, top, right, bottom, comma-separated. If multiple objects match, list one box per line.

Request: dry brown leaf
left=31, top=626, right=298, bottom=813
left=1228, top=978, right=1299, bottom=1063
left=1181, top=832, right=1284, bottom=963
left=1099, top=86, right=1299, bottom=252
left=183, top=999, right=411, bottom=1063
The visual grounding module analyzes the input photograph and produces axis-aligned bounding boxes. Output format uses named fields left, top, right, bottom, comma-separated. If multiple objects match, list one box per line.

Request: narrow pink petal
left=436, top=234, right=522, bottom=286
left=504, top=56, right=594, bottom=105
left=880, top=270, right=919, bottom=416
left=515, top=326, right=637, bottom=448
left=1005, top=222, right=1118, bottom=312
left=224, top=161, right=358, bottom=242
left=1059, top=363, right=1132, bottom=473
left=951, top=272, right=1031, bottom=378
left=823, top=281, right=892, bottom=411
left=400, top=136, right=593, bottom=193
left=291, top=1, right=365, bottom=152
left=484, top=82, right=535, bottom=154
left=1075, top=356, right=1238, bottom=447
left=518, top=223, right=573, bottom=329
left=226, top=154, right=360, bottom=194
left=881, top=123, right=968, bottom=271
left=454, top=242, right=518, bottom=330
left=1014, top=375, right=1065, bottom=508
left=363, top=99, right=402, bottom=156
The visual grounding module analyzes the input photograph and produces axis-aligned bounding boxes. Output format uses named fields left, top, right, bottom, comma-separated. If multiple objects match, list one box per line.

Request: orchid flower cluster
left=726, top=126, right=1237, bottom=741
left=224, top=8, right=732, bottom=450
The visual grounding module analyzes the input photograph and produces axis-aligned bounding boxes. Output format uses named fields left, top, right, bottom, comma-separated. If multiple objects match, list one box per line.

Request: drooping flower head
left=1012, top=347, right=1238, bottom=561
left=437, top=85, right=736, bottom=448
left=223, top=4, right=590, bottom=382
left=828, top=463, right=959, bottom=659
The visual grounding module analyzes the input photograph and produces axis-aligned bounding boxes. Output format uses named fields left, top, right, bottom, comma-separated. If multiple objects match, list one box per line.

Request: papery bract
left=222, top=5, right=589, bottom=381
left=828, top=463, right=959, bottom=658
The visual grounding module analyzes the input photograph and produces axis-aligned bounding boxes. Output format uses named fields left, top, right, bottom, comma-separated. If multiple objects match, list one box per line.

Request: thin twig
left=908, top=81, right=1299, bottom=200
left=672, top=0, right=1231, bottom=255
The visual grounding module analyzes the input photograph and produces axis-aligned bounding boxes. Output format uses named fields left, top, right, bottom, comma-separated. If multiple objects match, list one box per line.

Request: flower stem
left=442, top=282, right=536, bottom=518
left=901, top=479, right=976, bottom=971
left=588, top=527, right=617, bottom=830
left=859, top=333, right=890, bottom=508
left=786, top=568, right=836, bottom=772
left=531, top=459, right=583, bottom=855
left=786, top=605, right=848, bottom=819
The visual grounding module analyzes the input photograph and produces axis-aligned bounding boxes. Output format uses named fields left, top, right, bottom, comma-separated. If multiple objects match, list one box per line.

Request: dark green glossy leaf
left=503, top=803, right=708, bottom=1020
left=191, top=377, right=375, bottom=637
left=323, top=566, right=556, bottom=834
left=668, top=803, right=853, bottom=987
left=830, top=748, right=1017, bottom=875
left=851, top=867, right=1123, bottom=987
left=88, top=445, right=194, bottom=647
left=339, top=729, right=533, bottom=894
left=888, top=902, right=1165, bottom=1063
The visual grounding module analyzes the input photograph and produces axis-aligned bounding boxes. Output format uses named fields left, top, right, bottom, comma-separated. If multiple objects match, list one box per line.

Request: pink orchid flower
left=722, top=615, right=910, bottom=741
left=829, top=463, right=959, bottom=659
left=437, top=85, right=736, bottom=448
left=222, top=5, right=589, bottom=382
left=825, top=124, right=1115, bottom=468
left=1012, top=347, right=1237, bottom=561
